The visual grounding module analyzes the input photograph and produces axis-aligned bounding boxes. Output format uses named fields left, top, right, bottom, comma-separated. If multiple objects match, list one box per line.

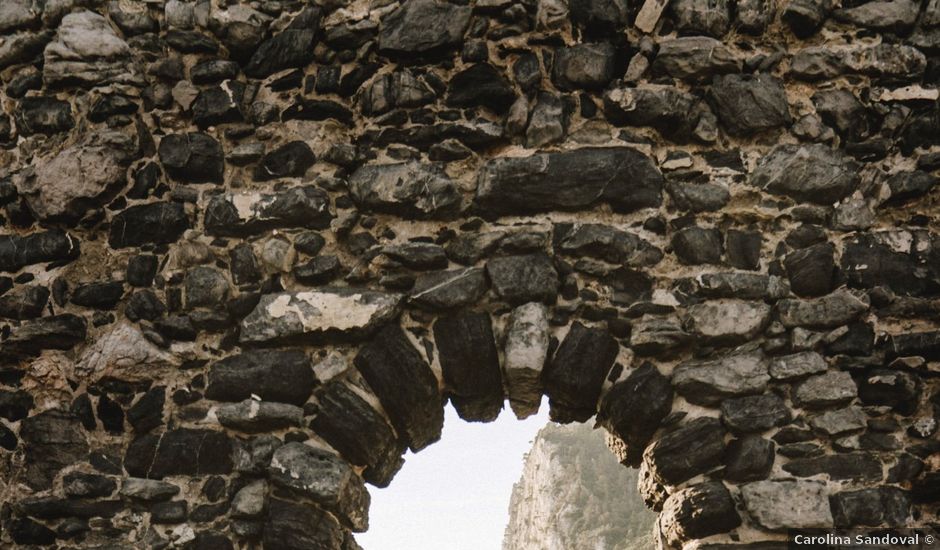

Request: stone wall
left=0, top=0, right=938, bottom=548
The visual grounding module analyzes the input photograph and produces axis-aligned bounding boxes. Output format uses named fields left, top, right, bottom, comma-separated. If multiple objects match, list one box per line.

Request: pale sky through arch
left=356, top=398, right=551, bottom=550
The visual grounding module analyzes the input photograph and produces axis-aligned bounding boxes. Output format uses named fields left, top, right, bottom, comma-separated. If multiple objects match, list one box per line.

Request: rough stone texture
left=0, top=0, right=937, bottom=548
left=741, top=480, right=834, bottom=530
left=433, top=312, right=503, bottom=422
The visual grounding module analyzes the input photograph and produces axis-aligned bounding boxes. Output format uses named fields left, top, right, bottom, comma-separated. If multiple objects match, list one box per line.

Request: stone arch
left=0, top=0, right=938, bottom=548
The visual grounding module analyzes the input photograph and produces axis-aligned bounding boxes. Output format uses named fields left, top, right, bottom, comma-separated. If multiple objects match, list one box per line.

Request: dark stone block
left=354, top=324, right=444, bottom=452
left=784, top=242, right=835, bottom=297
left=0, top=285, right=49, bottom=319
left=9, top=517, right=55, bottom=545
left=244, top=29, right=316, bottom=78
left=19, top=409, right=88, bottom=490
left=475, top=147, right=663, bottom=215
left=643, top=417, right=726, bottom=486
left=782, top=452, right=883, bottom=481
left=446, top=63, right=516, bottom=114
left=673, top=226, right=723, bottom=265
left=63, top=471, right=116, bottom=498
left=206, top=350, right=314, bottom=406
left=205, top=186, right=333, bottom=236
left=856, top=369, right=920, bottom=416
left=127, top=387, right=165, bottom=433
left=5, top=314, right=87, bottom=356
left=0, top=230, right=80, bottom=272
left=887, top=330, right=940, bottom=360
left=109, top=202, right=189, bottom=248
left=842, top=233, right=931, bottom=296
left=15, top=496, right=123, bottom=519
left=0, top=389, right=33, bottom=421
left=830, top=487, right=911, bottom=527
left=254, top=141, right=316, bottom=181
left=597, top=362, right=673, bottom=467
left=543, top=322, right=619, bottom=423
left=660, top=482, right=742, bottom=546
left=158, top=132, right=224, bottom=184
left=709, top=74, right=791, bottom=136
left=127, top=255, right=158, bottom=287
left=71, top=281, right=124, bottom=309
left=193, top=81, right=245, bottom=127
left=486, top=253, right=559, bottom=305
left=723, top=436, right=774, bottom=482
left=434, top=312, right=503, bottom=422
left=720, top=394, right=790, bottom=433
left=124, top=428, right=233, bottom=479
left=409, top=267, right=488, bottom=310
left=263, top=497, right=346, bottom=550
left=310, top=381, right=404, bottom=488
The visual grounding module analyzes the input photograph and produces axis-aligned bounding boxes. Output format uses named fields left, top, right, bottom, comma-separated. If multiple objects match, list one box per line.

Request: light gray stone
left=120, top=478, right=180, bottom=501
left=777, top=288, right=870, bottom=328
left=672, top=352, right=770, bottom=405
left=794, top=371, right=858, bottom=408
left=741, top=480, right=834, bottom=530
left=686, top=300, right=771, bottom=343
left=769, top=351, right=828, bottom=380
left=216, top=399, right=304, bottom=433
left=809, top=405, right=866, bottom=435
left=43, top=11, right=142, bottom=87
left=231, top=480, right=266, bottom=519
left=503, top=302, right=550, bottom=419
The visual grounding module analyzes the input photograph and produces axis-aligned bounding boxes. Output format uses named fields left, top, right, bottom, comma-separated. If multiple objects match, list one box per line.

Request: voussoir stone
left=378, top=0, right=471, bottom=54
left=543, top=322, right=619, bottom=423
left=486, top=253, right=560, bottom=305
left=641, top=417, right=727, bottom=486
left=205, top=186, right=333, bottom=236
left=741, top=480, right=834, bottom=530
left=672, top=351, right=770, bottom=406
left=354, top=324, right=444, bottom=452
left=503, top=302, right=550, bottom=419
left=348, top=162, right=461, bottom=218
left=206, top=349, right=315, bottom=406
left=475, top=147, right=663, bottom=215
left=239, top=288, right=402, bottom=345
left=660, top=482, right=742, bottom=547
left=264, top=496, right=346, bottom=550
left=750, top=144, right=860, bottom=204
left=268, top=442, right=369, bottom=532
left=434, top=312, right=503, bottom=422
left=597, top=362, right=673, bottom=467
left=309, top=381, right=404, bottom=488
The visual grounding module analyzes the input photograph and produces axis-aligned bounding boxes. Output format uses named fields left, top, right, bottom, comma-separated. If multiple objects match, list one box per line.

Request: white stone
left=503, top=302, right=550, bottom=419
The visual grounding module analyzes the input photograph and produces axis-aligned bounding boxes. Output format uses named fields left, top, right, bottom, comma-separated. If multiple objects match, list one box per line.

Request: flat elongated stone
left=475, top=147, right=663, bottom=215
left=652, top=37, right=740, bottom=81
left=782, top=452, right=883, bottom=481
left=793, top=371, right=857, bottom=408
left=830, top=487, right=911, bottom=527
left=206, top=349, right=315, bottom=406
left=555, top=223, right=662, bottom=266
left=597, top=362, right=673, bottom=467
left=769, top=351, right=828, bottom=380
left=205, top=186, right=333, bottom=236
left=686, top=299, right=770, bottom=344
left=741, top=480, right=833, bottom=530
left=124, top=428, right=233, bottom=479
left=120, top=478, right=180, bottom=501
left=434, top=313, right=503, bottom=422
left=543, top=323, right=619, bottom=423
left=0, top=230, right=80, bottom=272
left=409, top=267, right=488, bottom=310
left=348, top=162, right=461, bottom=218
left=5, top=314, right=87, bottom=356
left=378, top=0, right=471, bottom=54
left=109, top=203, right=190, bottom=248
left=216, top=399, right=303, bottom=432
left=809, top=405, right=866, bottom=435
left=310, top=381, right=404, bottom=488
left=269, top=442, right=369, bottom=531
left=672, top=352, right=770, bottom=406
left=777, top=289, right=870, bottom=328
left=239, top=288, right=402, bottom=345
left=642, top=417, right=726, bottom=486
left=604, top=85, right=705, bottom=143
left=503, top=302, right=550, bottom=419
left=354, top=324, right=443, bottom=451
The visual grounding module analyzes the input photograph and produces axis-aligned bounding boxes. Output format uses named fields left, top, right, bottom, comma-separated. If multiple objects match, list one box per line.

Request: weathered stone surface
left=75, top=321, right=178, bottom=380
left=526, top=92, right=566, bottom=147
left=253, top=141, right=315, bottom=181
left=652, top=37, right=740, bottom=81
left=673, top=352, right=770, bottom=406
left=349, top=162, right=461, bottom=218
left=809, top=405, right=866, bottom=435
left=841, top=232, right=931, bottom=296
left=63, top=472, right=116, bottom=498
left=630, top=315, right=691, bottom=355
left=570, top=0, right=630, bottom=31
left=124, top=428, right=233, bottom=479
left=43, top=11, right=140, bottom=87
left=751, top=144, right=859, bottom=204
left=361, top=70, right=435, bottom=115
left=833, top=0, right=919, bottom=31
left=642, top=417, right=726, bottom=486
left=666, top=181, right=730, bottom=212
left=552, top=43, right=616, bottom=90
left=310, top=381, right=404, bottom=488
left=5, top=314, right=87, bottom=356
left=206, top=350, right=314, bottom=406
left=672, top=226, right=723, bottom=265
left=20, top=410, right=88, bottom=490
left=486, top=253, right=560, bottom=305
left=660, top=482, right=741, bottom=548
left=264, top=496, right=346, bottom=550
left=0, top=230, right=79, bottom=273
left=736, top=0, right=776, bottom=32
left=269, top=442, right=369, bottom=531
left=793, top=371, right=857, bottom=408
left=120, top=478, right=180, bottom=501
left=830, top=487, right=911, bottom=527
left=785, top=453, right=884, bottom=483
left=768, top=351, right=827, bottom=380
left=724, top=436, right=775, bottom=482
left=244, top=29, right=315, bottom=78
left=857, top=369, right=920, bottom=415
left=15, top=96, right=73, bottom=136
left=205, top=186, right=333, bottom=236
left=782, top=0, right=833, bottom=37
left=434, top=312, right=503, bottom=422
left=709, top=74, right=791, bottom=136
left=556, top=224, right=662, bottom=267
left=885, top=170, right=936, bottom=205
left=158, top=132, right=224, bottom=184
left=686, top=299, right=771, bottom=344
left=231, top=479, right=266, bottom=519
left=603, top=85, right=707, bottom=142
left=475, top=147, right=663, bottom=215
left=784, top=243, right=835, bottom=297
left=741, top=480, right=833, bottom=530
left=216, top=399, right=303, bottom=432
left=109, top=203, right=190, bottom=248
left=240, top=288, right=401, bottom=345
left=446, top=63, right=516, bottom=113
left=597, top=362, right=672, bottom=467
left=354, top=324, right=444, bottom=451
left=378, top=0, right=471, bottom=54
left=777, top=289, right=870, bottom=328
left=543, top=322, right=619, bottom=423
left=721, top=394, right=790, bottom=433
left=409, top=267, right=488, bottom=310
left=697, top=273, right=787, bottom=300
left=14, top=133, right=136, bottom=221
left=503, top=302, right=550, bottom=419
left=0, top=285, right=49, bottom=319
